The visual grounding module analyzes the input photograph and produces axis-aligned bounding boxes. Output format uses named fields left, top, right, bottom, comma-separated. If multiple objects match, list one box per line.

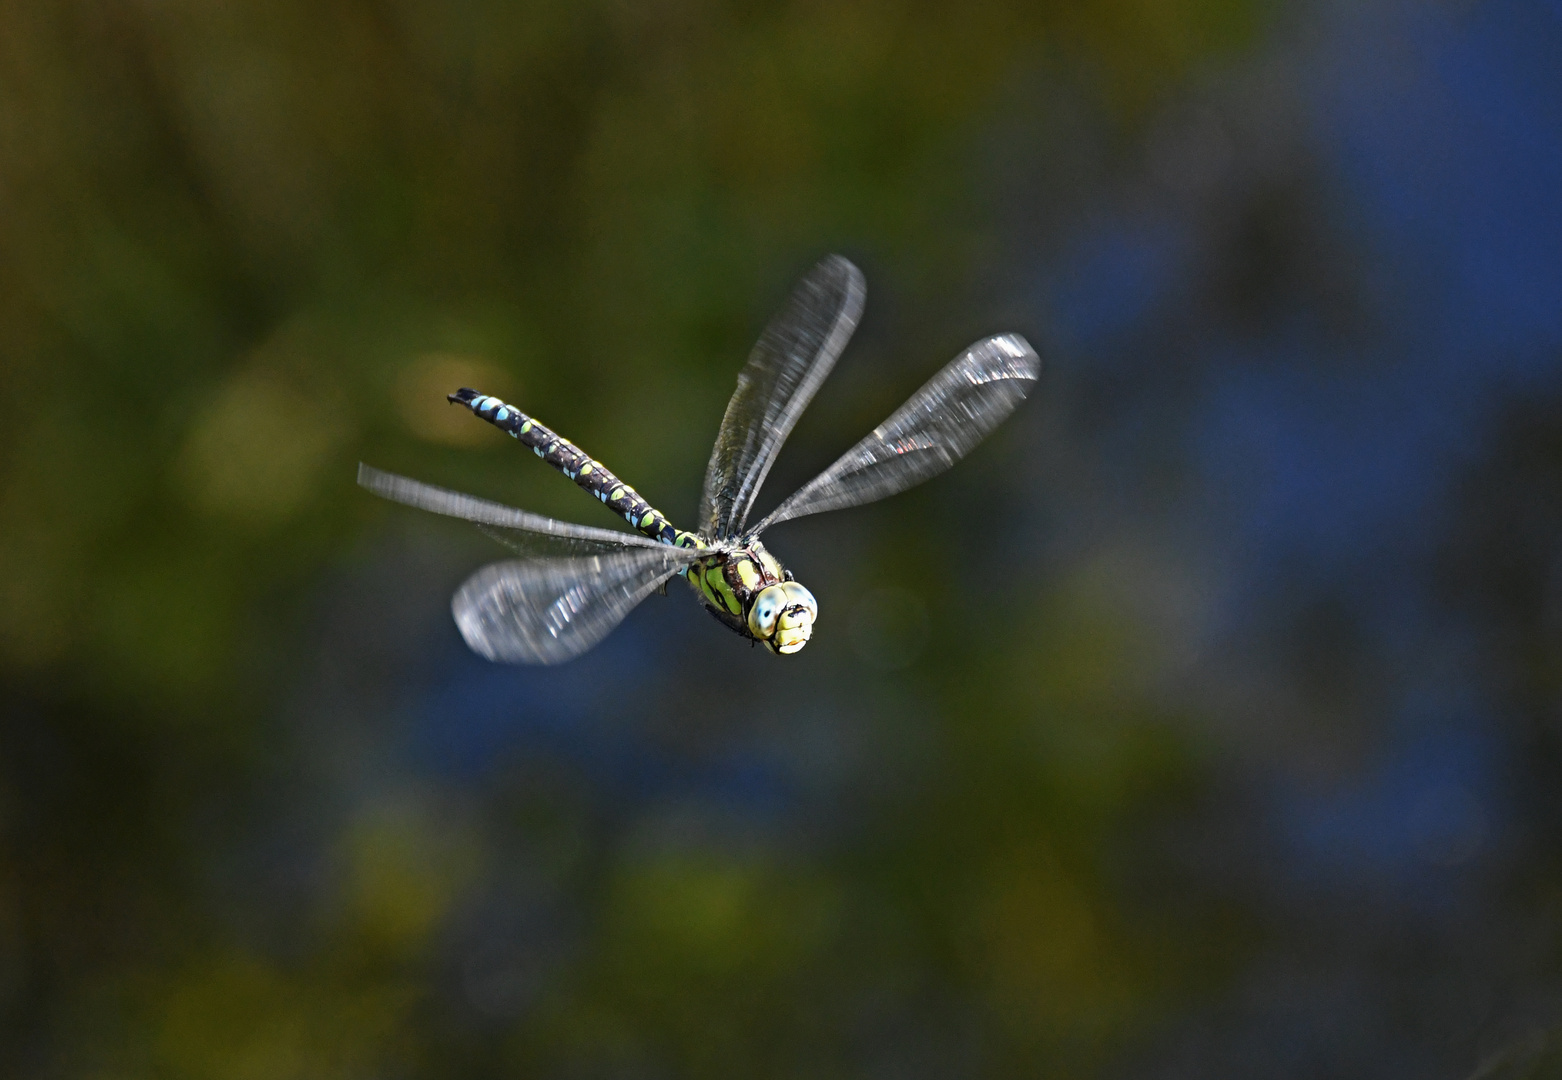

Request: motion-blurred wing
left=699, top=254, right=865, bottom=540
left=453, top=549, right=692, bottom=664
left=753, top=334, right=1039, bottom=532
left=358, top=463, right=665, bottom=556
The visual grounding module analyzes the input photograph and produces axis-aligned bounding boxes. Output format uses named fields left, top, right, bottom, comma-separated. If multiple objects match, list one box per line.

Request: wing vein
left=358, top=463, right=695, bottom=558
left=453, top=550, right=689, bottom=664
left=699, top=255, right=866, bottom=539
left=754, top=334, right=1039, bottom=532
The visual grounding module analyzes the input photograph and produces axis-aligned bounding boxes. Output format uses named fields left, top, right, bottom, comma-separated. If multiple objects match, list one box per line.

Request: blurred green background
left=5, top=0, right=1562, bottom=1076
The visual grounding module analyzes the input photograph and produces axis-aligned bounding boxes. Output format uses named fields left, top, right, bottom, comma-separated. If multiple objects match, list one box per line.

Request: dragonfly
left=359, top=255, right=1039, bottom=664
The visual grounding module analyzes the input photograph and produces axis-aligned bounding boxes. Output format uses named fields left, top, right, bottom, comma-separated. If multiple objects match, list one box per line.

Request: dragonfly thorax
left=685, top=540, right=818, bottom=654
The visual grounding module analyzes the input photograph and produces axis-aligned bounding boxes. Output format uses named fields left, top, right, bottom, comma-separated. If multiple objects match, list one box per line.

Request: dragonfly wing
left=453, top=548, right=694, bottom=664
left=699, top=254, right=866, bottom=540
left=358, top=463, right=666, bottom=556
left=754, top=334, right=1039, bottom=532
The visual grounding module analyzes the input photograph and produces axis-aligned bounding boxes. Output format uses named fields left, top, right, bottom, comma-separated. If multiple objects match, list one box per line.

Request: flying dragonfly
left=359, top=255, right=1039, bottom=664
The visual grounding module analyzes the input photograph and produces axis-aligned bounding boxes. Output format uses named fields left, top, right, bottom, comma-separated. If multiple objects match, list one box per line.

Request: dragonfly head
left=748, top=580, right=818, bottom=655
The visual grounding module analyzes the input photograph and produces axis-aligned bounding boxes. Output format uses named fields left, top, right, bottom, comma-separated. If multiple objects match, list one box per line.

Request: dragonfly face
left=686, top=541, right=819, bottom=654
left=358, top=255, right=1039, bottom=665
left=753, top=581, right=818, bottom=654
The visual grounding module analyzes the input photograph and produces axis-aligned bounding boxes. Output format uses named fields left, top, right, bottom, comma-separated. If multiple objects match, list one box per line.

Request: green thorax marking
left=685, top=541, right=786, bottom=636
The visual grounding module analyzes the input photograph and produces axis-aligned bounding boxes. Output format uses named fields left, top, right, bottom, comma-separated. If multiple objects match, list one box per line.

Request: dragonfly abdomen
left=449, top=388, right=698, bottom=549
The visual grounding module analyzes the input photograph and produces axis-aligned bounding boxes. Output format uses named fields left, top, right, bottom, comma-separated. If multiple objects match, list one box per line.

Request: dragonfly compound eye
left=769, top=581, right=818, bottom=654
left=747, top=584, right=788, bottom=640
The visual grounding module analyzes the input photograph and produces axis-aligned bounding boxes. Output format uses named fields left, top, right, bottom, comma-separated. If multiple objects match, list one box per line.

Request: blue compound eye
left=747, top=585, right=787, bottom=639
left=778, top=581, right=816, bottom=616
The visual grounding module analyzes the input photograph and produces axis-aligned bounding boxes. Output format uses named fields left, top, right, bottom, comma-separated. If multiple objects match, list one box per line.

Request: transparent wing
left=699, top=254, right=866, bottom=540
left=358, top=463, right=670, bottom=557
left=453, top=549, right=690, bottom=664
left=753, top=334, right=1040, bottom=532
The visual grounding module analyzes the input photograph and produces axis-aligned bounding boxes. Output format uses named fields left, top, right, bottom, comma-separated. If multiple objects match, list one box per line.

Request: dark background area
left=3, top=0, right=1562, bottom=1076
